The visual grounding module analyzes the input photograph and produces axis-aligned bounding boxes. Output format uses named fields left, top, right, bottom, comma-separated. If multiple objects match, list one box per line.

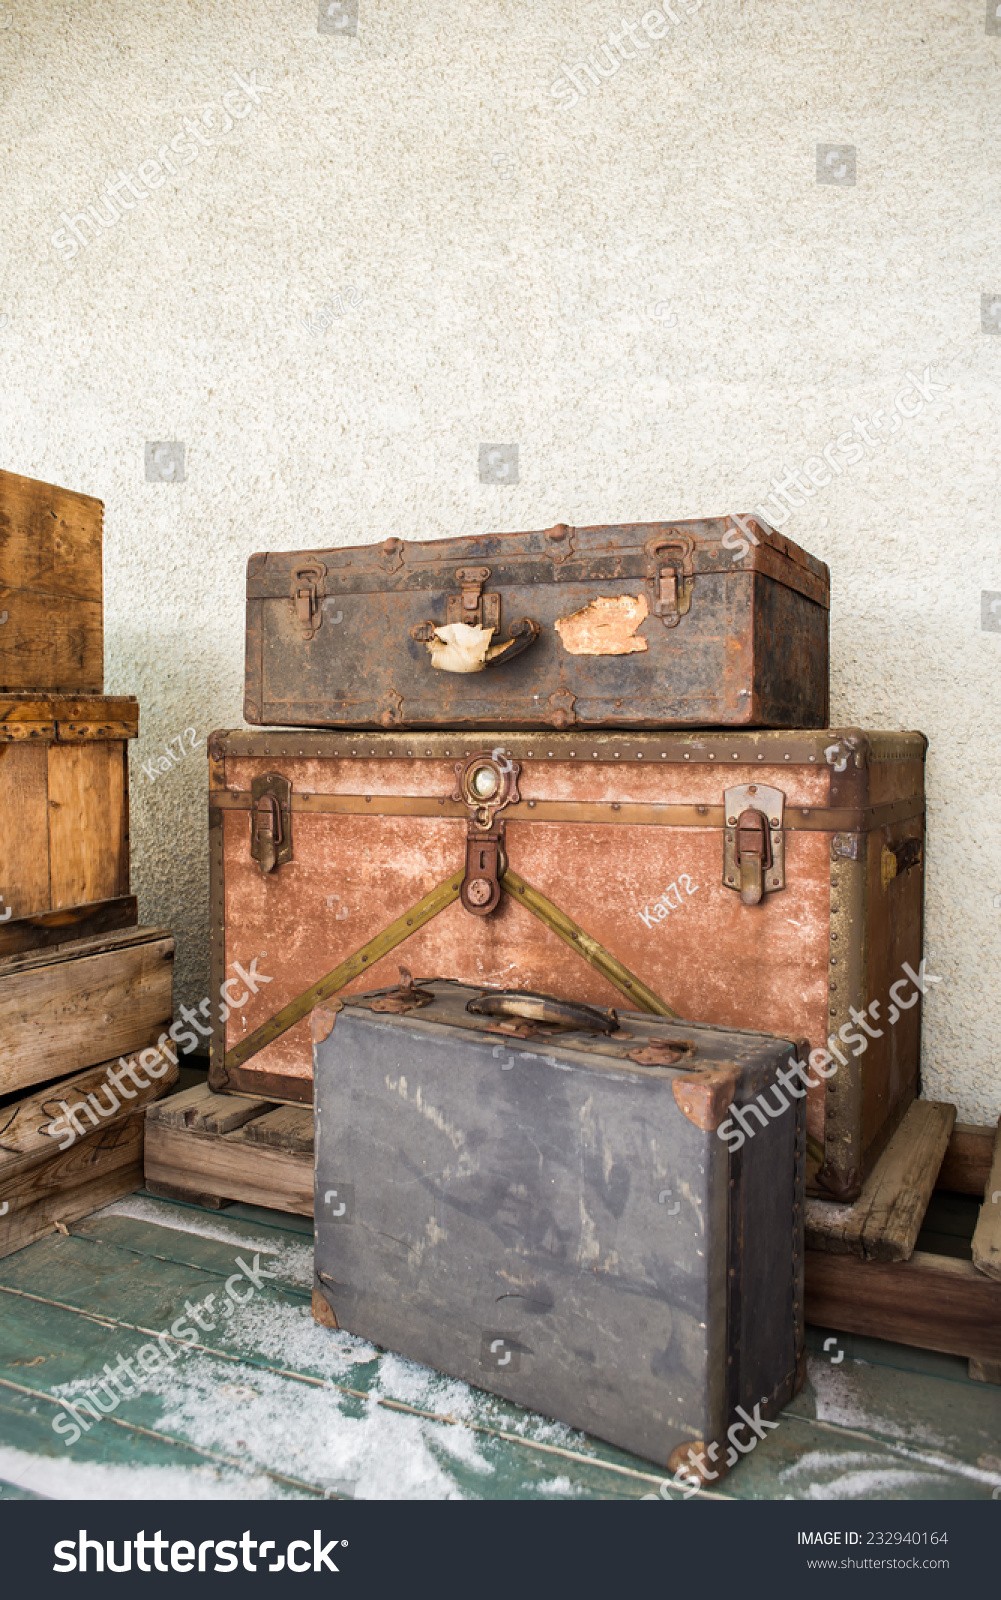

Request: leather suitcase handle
left=466, top=989, right=618, bottom=1033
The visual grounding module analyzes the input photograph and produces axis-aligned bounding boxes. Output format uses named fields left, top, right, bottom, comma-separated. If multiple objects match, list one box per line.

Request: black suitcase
left=312, top=979, right=806, bottom=1478
left=245, top=516, right=829, bottom=730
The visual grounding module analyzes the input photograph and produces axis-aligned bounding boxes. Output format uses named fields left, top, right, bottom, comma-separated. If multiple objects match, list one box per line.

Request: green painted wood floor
left=0, top=1191, right=998, bottom=1501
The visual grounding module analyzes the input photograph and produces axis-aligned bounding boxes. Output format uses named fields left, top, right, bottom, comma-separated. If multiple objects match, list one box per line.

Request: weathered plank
left=147, top=1080, right=273, bottom=1135
left=805, top=1248, right=1001, bottom=1363
left=0, top=1052, right=177, bottom=1178
left=0, top=895, right=138, bottom=959
left=971, top=1116, right=1001, bottom=1283
left=0, top=1112, right=144, bottom=1258
left=0, top=741, right=50, bottom=917
left=936, top=1121, right=995, bottom=1196
left=0, top=467, right=103, bottom=694
left=47, top=739, right=128, bottom=906
left=242, top=1103, right=313, bottom=1154
left=0, top=926, right=173, bottom=1096
left=144, top=1118, right=312, bottom=1216
left=805, top=1099, right=955, bottom=1262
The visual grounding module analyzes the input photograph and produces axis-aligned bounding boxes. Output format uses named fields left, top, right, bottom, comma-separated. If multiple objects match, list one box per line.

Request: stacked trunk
left=0, top=469, right=174, bottom=1257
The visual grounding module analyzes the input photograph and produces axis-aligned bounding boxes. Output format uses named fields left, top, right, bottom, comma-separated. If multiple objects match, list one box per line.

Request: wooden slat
left=806, top=1100, right=956, bottom=1262
left=0, top=927, right=174, bottom=1096
left=242, top=1103, right=313, bottom=1154
left=805, top=1248, right=1001, bottom=1363
left=0, top=1112, right=144, bottom=1259
left=936, top=1121, right=996, bottom=1196
left=0, top=894, right=137, bottom=959
left=0, top=741, right=50, bottom=917
left=143, top=1118, right=313, bottom=1216
left=147, top=1080, right=274, bottom=1134
left=0, top=1051, right=177, bottom=1177
left=971, top=1117, right=1001, bottom=1283
left=47, top=740, right=127, bottom=907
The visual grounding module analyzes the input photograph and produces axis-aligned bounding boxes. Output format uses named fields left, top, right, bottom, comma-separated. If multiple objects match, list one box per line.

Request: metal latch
left=446, top=567, right=501, bottom=632
left=450, top=750, right=521, bottom=917
left=646, top=533, right=695, bottom=628
left=250, top=772, right=293, bottom=876
left=722, top=783, right=785, bottom=905
left=289, top=560, right=326, bottom=641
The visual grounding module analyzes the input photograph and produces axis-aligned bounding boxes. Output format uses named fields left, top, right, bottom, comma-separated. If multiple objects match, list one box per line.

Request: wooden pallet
left=0, top=1052, right=178, bottom=1258
left=144, top=1081, right=313, bottom=1215
left=805, top=1099, right=956, bottom=1262
left=970, top=1116, right=1001, bottom=1283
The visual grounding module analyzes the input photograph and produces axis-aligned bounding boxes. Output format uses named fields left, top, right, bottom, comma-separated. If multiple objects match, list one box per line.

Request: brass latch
left=446, top=567, right=501, bottom=632
left=289, top=561, right=326, bottom=641
left=450, top=750, right=521, bottom=917
left=250, top=772, right=293, bottom=876
left=722, top=783, right=785, bottom=906
left=647, top=533, right=695, bottom=628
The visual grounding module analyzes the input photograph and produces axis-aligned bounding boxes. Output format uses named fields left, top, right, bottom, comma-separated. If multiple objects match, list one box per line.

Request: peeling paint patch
left=555, top=594, right=649, bottom=655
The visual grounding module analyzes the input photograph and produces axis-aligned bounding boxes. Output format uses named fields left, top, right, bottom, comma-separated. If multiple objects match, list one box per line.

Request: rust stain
left=672, top=1068, right=737, bottom=1131
left=555, top=594, right=650, bottom=656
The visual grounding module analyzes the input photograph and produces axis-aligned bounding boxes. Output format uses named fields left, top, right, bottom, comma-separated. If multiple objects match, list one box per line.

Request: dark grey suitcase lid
left=248, top=517, right=830, bottom=607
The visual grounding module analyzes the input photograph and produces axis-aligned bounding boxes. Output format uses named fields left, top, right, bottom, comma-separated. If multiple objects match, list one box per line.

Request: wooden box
left=0, top=467, right=103, bottom=693
left=244, top=516, right=829, bottom=731
left=0, top=693, right=137, bottom=951
left=205, top=726, right=926, bottom=1201
left=0, top=925, right=174, bottom=1097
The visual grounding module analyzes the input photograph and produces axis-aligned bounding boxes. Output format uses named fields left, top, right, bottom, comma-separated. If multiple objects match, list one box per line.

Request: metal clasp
left=723, top=783, right=785, bottom=905
left=289, top=561, right=326, bottom=640
left=250, top=772, right=293, bottom=876
left=446, top=567, right=501, bottom=633
left=450, top=750, right=521, bottom=917
left=647, top=533, right=695, bottom=628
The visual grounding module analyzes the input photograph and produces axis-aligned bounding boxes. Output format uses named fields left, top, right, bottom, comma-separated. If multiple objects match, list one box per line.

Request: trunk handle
left=466, top=989, right=618, bottom=1033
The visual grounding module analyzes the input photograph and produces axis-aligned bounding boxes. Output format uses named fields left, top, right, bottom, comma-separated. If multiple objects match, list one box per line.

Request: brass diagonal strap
left=500, top=867, right=678, bottom=1018
left=224, top=869, right=464, bottom=1072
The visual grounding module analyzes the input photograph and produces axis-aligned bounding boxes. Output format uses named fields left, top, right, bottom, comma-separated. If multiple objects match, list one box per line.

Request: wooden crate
left=0, top=467, right=103, bottom=694
left=0, top=1051, right=178, bottom=1259
left=0, top=693, right=137, bottom=942
left=0, top=925, right=173, bottom=1097
left=805, top=1115, right=1001, bottom=1373
left=144, top=1081, right=312, bottom=1215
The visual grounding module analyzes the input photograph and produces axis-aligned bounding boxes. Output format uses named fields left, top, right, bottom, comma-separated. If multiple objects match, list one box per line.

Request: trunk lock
left=722, top=783, right=785, bottom=905
left=289, top=560, right=326, bottom=641
left=450, top=750, right=521, bottom=917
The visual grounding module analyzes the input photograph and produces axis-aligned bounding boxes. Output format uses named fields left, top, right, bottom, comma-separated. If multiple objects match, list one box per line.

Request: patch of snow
left=93, top=1195, right=313, bottom=1286
left=0, top=1443, right=293, bottom=1500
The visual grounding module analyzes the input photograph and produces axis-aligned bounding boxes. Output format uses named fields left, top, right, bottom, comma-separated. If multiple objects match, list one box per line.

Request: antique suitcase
left=206, top=726, right=926, bottom=1200
left=244, top=516, right=829, bottom=730
left=312, top=979, right=805, bottom=1475
left=0, top=468, right=103, bottom=693
left=0, top=924, right=174, bottom=1096
left=0, top=694, right=138, bottom=955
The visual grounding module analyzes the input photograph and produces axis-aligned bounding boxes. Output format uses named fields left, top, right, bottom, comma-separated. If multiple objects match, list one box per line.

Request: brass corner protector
left=672, top=1068, right=736, bottom=1132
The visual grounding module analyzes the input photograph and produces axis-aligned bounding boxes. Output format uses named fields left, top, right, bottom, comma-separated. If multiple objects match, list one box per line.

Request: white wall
left=1, top=0, right=998, bottom=1121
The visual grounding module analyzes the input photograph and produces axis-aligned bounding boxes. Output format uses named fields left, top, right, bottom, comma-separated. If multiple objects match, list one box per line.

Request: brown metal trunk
left=207, top=726, right=926, bottom=1200
left=244, top=516, right=829, bottom=730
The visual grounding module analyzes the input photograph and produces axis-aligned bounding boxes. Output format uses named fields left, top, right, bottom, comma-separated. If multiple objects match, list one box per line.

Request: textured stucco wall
left=0, top=0, right=997, bottom=1120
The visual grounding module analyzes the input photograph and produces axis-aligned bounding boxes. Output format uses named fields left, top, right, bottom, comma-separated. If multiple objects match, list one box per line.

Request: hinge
left=646, top=532, right=695, bottom=628
left=289, top=561, right=326, bottom=641
left=722, top=783, right=785, bottom=905
left=446, top=567, right=501, bottom=632
left=250, top=772, right=293, bottom=876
